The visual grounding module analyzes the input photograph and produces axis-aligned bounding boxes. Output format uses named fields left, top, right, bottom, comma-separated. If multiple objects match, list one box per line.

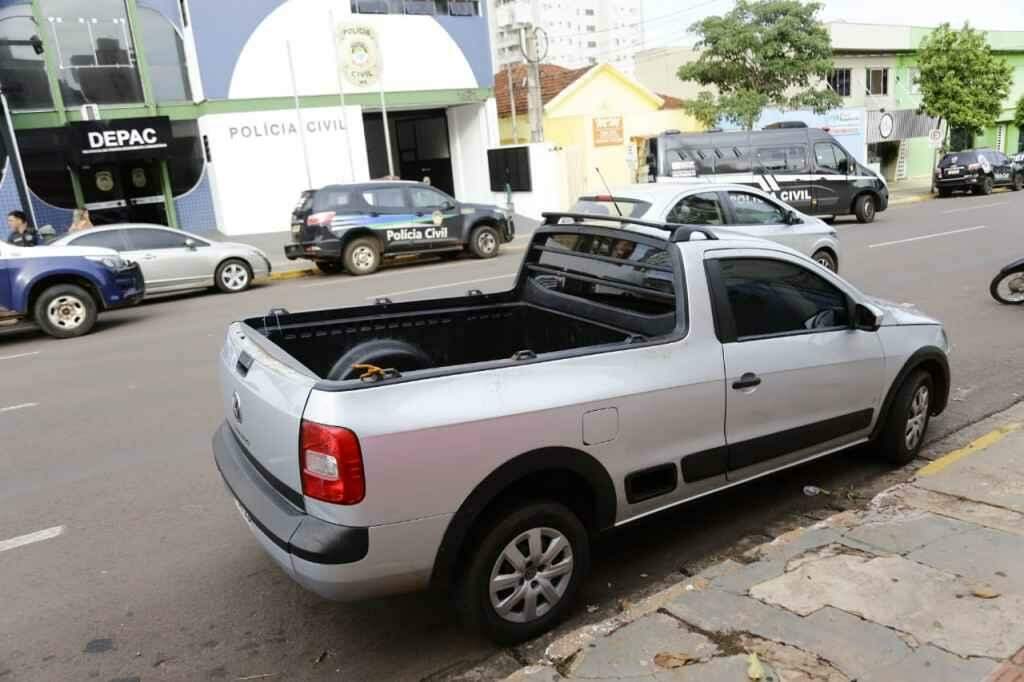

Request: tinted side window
left=70, top=230, right=129, bottom=251
left=409, top=188, right=450, bottom=209
left=814, top=143, right=848, bottom=173
left=667, top=192, right=725, bottom=225
left=315, top=188, right=358, bottom=212
left=756, top=146, right=807, bottom=173
left=727, top=192, right=786, bottom=225
left=715, top=147, right=751, bottom=173
left=718, top=258, right=850, bottom=338
left=126, top=229, right=188, bottom=250
left=362, top=188, right=407, bottom=210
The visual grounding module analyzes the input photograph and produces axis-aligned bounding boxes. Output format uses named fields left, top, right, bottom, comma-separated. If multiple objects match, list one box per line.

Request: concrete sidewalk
left=504, top=403, right=1024, bottom=682
left=888, top=177, right=934, bottom=207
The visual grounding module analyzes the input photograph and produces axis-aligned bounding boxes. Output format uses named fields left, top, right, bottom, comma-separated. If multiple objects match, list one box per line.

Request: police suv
left=934, top=148, right=1024, bottom=197
left=640, top=127, right=889, bottom=223
left=286, top=182, right=515, bottom=276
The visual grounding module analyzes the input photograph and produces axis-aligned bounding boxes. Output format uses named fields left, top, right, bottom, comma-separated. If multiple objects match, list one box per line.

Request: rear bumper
left=213, top=422, right=447, bottom=601
left=935, top=175, right=982, bottom=190
left=285, top=239, right=343, bottom=261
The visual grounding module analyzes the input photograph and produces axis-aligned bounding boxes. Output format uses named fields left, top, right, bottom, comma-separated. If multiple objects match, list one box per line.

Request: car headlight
left=86, top=254, right=124, bottom=270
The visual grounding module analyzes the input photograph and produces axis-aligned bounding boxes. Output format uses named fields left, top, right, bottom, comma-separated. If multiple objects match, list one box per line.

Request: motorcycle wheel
left=990, top=268, right=1024, bottom=305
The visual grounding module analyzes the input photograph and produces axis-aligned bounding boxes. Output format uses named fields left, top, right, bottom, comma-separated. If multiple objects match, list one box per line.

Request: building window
left=866, top=67, right=889, bottom=96
left=949, top=126, right=973, bottom=151
left=587, top=40, right=596, bottom=48
left=350, top=0, right=480, bottom=16
left=827, top=68, right=851, bottom=97
left=0, top=7, right=53, bottom=111
left=1019, top=126, right=1024, bottom=153
left=586, top=25, right=595, bottom=32
left=40, top=0, right=144, bottom=106
left=138, top=7, right=191, bottom=102
left=584, top=8, right=594, bottom=15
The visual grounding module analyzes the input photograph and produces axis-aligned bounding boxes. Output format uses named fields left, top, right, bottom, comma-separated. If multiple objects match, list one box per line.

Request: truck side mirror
left=855, top=303, right=884, bottom=332
left=440, top=200, right=455, bottom=211
left=184, top=238, right=197, bottom=250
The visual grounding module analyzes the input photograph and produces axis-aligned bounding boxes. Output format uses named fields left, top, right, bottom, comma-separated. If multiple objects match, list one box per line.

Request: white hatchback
left=573, top=183, right=842, bottom=272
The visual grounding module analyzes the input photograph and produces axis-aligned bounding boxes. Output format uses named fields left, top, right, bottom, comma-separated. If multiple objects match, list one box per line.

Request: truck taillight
left=967, top=163, right=982, bottom=171
left=300, top=420, right=365, bottom=504
left=307, top=211, right=336, bottom=227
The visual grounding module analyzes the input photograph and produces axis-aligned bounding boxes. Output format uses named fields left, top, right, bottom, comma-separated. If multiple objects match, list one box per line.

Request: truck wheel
left=343, top=238, right=381, bottom=276
left=979, top=176, right=994, bottom=195
left=458, top=501, right=589, bottom=645
left=326, top=338, right=434, bottom=380
left=469, top=225, right=500, bottom=259
left=215, top=259, right=252, bottom=293
left=33, top=284, right=97, bottom=339
left=937, top=187, right=951, bottom=198
left=812, top=249, right=838, bottom=272
left=853, top=194, right=876, bottom=223
left=877, top=370, right=933, bottom=465
left=315, top=261, right=345, bottom=275
left=1012, top=175, right=1023, bottom=192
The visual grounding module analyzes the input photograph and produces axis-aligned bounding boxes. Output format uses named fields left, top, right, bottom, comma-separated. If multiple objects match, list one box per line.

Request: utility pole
left=506, top=62, right=519, bottom=144
left=519, top=25, right=547, bottom=143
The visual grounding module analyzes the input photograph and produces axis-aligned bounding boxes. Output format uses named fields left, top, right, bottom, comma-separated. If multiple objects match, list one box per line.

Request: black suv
left=285, top=181, right=515, bottom=275
left=935, top=149, right=1024, bottom=197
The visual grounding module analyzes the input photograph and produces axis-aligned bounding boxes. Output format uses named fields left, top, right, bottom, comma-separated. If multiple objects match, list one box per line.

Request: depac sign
left=70, top=117, right=172, bottom=164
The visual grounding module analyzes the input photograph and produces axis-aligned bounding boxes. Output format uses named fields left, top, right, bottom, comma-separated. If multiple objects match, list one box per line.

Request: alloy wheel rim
left=997, top=273, right=1024, bottom=302
left=353, top=246, right=376, bottom=271
left=47, top=295, right=85, bottom=330
left=816, top=255, right=835, bottom=271
left=905, top=385, right=930, bottom=450
left=222, top=264, right=249, bottom=290
left=489, top=527, right=573, bottom=624
left=865, top=200, right=875, bottom=219
left=478, top=232, right=497, bottom=254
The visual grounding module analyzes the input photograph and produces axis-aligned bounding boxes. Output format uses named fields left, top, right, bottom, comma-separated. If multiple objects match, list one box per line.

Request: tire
left=343, top=237, right=381, bottom=276
left=877, top=370, right=934, bottom=465
left=822, top=216, right=836, bottom=225
left=990, top=268, right=1024, bottom=304
left=937, top=187, right=951, bottom=198
left=457, top=501, right=590, bottom=645
left=812, top=249, right=838, bottom=273
left=315, top=261, right=345, bottom=275
left=215, top=259, right=253, bottom=293
left=469, top=225, right=501, bottom=259
left=1012, top=174, right=1023, bottom=192
left=326, top=338, right=434, bottom=380
left=33, top=284, right=97, bottom=339
left=853, top=194, right=876, bottom=223
left=979, top=176, right=994, bottom=195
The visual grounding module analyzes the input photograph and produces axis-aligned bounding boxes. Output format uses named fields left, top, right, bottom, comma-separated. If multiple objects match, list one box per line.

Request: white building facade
left=490, top=0, right=643, bottom=76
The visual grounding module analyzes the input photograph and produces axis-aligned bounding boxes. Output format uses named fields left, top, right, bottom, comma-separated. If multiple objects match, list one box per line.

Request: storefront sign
left=878, top=113, right=895, bottom=139
left=337, top=24, right=381, bottom=87
left=69, top=117, right=172, bottom=165
left=593, top=116, right=624, bottom=146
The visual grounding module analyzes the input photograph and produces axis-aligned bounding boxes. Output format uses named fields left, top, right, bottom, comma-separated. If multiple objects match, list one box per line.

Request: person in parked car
left=68, top=208, right=93, bottom=233
left=611, top=239, right=636, bottom=260
left=6, top=210, right=39, bottom=247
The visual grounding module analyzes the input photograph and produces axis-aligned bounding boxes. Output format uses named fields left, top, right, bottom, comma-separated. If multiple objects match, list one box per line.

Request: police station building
left=0, top=0, right=497, bottom=235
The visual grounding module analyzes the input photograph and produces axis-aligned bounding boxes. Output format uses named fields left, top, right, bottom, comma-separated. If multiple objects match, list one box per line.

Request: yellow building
left=494, top=63, right=703, bottom=193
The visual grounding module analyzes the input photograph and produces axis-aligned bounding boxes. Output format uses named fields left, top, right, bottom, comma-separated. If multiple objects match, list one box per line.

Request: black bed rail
left=541, top=212, right=719, bottom=243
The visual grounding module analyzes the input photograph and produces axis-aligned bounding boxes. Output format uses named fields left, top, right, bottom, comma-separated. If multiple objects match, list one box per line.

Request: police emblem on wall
left=131, top=167, right=147, bottom=189
left=337, top=24, right=381, bottom=87
left=95, top=170, right=114, bottom=192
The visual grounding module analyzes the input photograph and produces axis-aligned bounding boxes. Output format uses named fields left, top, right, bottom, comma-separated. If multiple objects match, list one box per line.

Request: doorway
left=79, top=161, right=168, bottom=226
left=363, top=109, right=455, bottom=197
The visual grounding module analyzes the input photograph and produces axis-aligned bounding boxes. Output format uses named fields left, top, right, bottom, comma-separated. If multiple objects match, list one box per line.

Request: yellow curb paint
left=918, top=423, right=1022, bottom=477
left=266, top=269, right=318, bottom=282
left=889, top=194, right=932, bottom=206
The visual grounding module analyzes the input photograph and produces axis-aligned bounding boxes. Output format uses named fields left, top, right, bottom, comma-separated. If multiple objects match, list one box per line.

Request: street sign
left=928, top=129, right=943, bottom=148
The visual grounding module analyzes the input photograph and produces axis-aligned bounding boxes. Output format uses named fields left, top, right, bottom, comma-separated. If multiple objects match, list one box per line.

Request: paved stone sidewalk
left=503, top=405, right=1024, bottom=682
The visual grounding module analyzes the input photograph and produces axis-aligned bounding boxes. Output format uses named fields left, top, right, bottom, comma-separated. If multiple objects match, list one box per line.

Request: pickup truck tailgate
left=219, top=323, right=316, bottom=498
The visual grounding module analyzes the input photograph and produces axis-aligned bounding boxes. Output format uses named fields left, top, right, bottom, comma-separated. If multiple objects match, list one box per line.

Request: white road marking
left=941, top=201, right=1007, bottom=215
left=868, top=225, right=989, bottom=249
left=367, top=274, right=517, bottom=300
left=0, top=402, right=38, bottom=413
left=0, top=525, right=65, bottom=554
left=0, top=352, right=39, bottom=361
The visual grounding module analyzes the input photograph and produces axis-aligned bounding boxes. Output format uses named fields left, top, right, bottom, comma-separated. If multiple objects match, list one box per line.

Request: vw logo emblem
left=232, top=391, right=243, bottom=423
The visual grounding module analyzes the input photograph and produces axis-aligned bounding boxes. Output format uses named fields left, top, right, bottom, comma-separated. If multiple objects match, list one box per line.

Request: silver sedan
left=52, top=224, right=272, bottom=296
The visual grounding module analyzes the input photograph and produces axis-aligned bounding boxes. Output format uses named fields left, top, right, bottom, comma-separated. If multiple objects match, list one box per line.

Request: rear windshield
left=572, top=197, right=652, bottom=218
left=529, top=233, right=676, bottom=316
left=294, top=190, right=314, bottom=215
left=939, top=151, right=980, bottom=167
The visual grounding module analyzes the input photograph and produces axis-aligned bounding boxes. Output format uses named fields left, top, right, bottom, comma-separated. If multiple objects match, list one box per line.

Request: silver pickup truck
left=214, top=213, right=950, bottom=643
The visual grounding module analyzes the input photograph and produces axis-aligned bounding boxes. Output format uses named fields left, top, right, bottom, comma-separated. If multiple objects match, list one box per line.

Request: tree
left=1014, top=94, right=1024, bottom=129
left=677, top=0, right=840, bottom=130
left=916, top=23, right=1012, bottom=146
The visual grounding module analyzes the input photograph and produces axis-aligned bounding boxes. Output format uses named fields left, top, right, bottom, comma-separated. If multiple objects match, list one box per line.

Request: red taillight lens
left=300, top=420, right=365, bottom=504
left=306, top=211, right=336, bottom=227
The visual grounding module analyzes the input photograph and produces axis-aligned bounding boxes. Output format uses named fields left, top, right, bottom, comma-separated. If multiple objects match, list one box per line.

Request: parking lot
left=3, top=191, right=1024, bottom=681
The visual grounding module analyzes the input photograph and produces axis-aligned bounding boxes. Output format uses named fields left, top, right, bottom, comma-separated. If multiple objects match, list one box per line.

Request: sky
left=640, top=0, right=1024, bottom=49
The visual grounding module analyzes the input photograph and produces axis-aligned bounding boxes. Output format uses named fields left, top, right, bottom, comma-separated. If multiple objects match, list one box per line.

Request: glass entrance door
left=80, top=161, right=167, bottom=226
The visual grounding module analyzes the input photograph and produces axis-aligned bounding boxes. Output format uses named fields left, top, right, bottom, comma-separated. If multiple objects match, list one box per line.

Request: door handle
left=732, top=372, right=762, bottom=390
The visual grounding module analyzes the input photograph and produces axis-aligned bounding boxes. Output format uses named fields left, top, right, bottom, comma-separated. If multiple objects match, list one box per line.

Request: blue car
left=0, top=240, right=145, bottom=338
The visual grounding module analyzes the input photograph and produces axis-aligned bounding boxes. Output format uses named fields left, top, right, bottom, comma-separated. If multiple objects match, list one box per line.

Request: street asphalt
left=1, top=189, right=1023, bottom=681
